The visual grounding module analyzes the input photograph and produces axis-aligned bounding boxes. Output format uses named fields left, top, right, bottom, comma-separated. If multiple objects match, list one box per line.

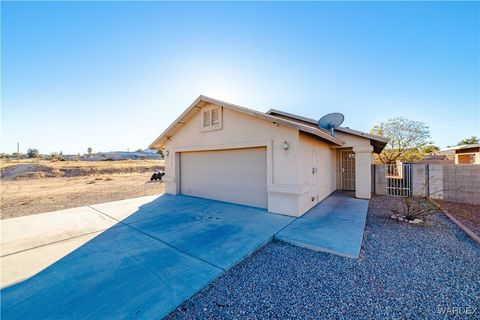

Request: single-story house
left=441, top=144, right=480, bottom=164
left=149, top=96, right=388, bottom=217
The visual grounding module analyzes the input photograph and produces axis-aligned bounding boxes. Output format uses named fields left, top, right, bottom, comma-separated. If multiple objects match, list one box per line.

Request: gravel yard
left=167, top=195, right=480, bottom=319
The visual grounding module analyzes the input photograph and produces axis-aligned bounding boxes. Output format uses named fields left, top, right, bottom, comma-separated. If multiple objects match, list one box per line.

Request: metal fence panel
left=386, top=163, right=412, bottom=197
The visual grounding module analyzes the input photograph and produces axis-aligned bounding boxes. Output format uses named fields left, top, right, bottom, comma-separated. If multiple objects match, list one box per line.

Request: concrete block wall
left=429, top=164, right=444, bottom=200
left=372, top=163, right=480, bottom=205
left=442, top=164, right=480, bottom=205
left=412, top=164, right=428, bottom=196
left=372, top=165, right=386, bottom=195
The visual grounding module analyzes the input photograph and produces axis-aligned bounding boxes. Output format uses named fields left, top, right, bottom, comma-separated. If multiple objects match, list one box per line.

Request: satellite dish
left=318, top=112, right=344, bottom=136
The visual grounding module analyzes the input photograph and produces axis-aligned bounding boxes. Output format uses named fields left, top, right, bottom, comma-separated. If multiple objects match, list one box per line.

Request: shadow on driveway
left=1, top=194, right=293, bottom=319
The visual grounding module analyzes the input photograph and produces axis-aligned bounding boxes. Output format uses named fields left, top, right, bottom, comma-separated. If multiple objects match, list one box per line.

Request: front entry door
left=341, top=150, right=356, bottom=190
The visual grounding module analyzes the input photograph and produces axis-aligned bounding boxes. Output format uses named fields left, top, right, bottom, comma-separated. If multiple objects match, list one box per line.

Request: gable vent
left=201, top=106, right=222, bottom=132
left=203, top=110, right=211, bottom=127
left=211, top=108, right=220, bottom=126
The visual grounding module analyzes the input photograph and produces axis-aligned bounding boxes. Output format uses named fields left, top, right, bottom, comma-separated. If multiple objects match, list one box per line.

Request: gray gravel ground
left=166, top=195, right=480, bottom=319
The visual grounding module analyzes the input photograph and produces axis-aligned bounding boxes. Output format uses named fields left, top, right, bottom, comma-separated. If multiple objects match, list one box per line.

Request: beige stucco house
left=441, top=144, right=480, bottom=164
left=149, top=96, right=387, bottom=217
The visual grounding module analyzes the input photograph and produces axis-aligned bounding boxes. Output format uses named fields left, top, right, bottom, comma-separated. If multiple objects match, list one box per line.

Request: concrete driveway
left=1, top=195, right=294, bottom=319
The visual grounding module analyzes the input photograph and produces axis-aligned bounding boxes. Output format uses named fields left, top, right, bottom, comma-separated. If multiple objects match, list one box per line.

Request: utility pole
left=17, top=142, right=20, bottom=163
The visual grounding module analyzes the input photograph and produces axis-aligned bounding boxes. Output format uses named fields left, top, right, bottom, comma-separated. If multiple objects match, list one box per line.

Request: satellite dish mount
left=318, top=112, right=345, bottom=136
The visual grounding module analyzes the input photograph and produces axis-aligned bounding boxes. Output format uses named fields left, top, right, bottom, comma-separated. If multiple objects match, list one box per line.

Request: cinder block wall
left=429, top=164, right=444, bottom=200
left=412, top=164, right=428, bottom=196
left=372, top=165, right=386, bottom=195
left=442, top=164, right=480, bottom=205
left=372, top=164, right=480, bottom=205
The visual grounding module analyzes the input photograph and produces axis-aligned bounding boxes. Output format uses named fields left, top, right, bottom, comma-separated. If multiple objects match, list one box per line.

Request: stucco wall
left=163, top=104, right=303, bottom=216
left=333, top=131, right=371, bottom=148
left=298, top=133, right=336, bottom=214
left=162, top=103, right=376, bottom=216
left=333, top=133, right=374, bottom=199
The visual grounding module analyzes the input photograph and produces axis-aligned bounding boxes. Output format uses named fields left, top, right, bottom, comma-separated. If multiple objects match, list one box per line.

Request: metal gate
left=386, top=163, right=412, bottom=197
left=341, top=150, right=355, bottom=190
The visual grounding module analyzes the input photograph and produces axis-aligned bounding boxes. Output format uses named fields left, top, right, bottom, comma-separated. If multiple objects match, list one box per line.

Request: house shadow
left=0, top=193, right=294, bottom=320
left=0, top=194, right=225, bottom=320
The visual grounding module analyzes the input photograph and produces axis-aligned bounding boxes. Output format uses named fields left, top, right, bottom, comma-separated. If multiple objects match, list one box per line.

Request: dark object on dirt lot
left=150, top=171, right=165, bottom=182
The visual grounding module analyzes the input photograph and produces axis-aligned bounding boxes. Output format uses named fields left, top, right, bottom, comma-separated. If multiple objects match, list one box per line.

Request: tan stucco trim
left=149, top=96, right=344, bottom=149
left=353, top=145, right=374, bottom=199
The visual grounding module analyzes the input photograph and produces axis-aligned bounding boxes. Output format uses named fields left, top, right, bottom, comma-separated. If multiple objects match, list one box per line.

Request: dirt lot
left=436, top=200, right=480, bottom=237
left=1, top=173, right=164, bottom=219
left=1, top=159, right=164, bottom=180
left=1, top=160, right=166, bottom=219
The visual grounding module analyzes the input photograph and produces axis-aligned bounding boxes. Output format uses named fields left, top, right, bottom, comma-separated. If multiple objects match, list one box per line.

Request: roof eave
left=149, top=96, right=344, bottom=149
left=266, top=108, right=389, bottom=147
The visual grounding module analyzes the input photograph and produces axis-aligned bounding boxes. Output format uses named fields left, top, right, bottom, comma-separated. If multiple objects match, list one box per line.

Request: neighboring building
left=441, top=144, right=480, bottom=164
left=149, top=96, right=387, bottom=217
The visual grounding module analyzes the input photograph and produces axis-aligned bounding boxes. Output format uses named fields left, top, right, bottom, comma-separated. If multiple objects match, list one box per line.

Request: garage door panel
left=180, top=148, right=268, bottom=208
left=181, top=161, right=266, bottom=177
left=181, top=175, right=267, bottom=192
left=181, top=167, right=266, bottom=180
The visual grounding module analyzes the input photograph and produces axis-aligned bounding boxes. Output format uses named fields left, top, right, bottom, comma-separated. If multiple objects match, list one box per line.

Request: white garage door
left=180, top=147, right=268, bottom=208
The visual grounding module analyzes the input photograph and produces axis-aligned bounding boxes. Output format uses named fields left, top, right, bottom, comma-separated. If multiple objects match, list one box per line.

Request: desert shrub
left=50, top=152, right=64, bottom=161
left=27, top=149, right=39, bottom=158
left=391, top=196, right=438, bottom=222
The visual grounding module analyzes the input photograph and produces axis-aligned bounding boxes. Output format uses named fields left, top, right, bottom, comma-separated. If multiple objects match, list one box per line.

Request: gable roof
left=442, top=144, right=480, bottom=151
left=266, top=109, right=388, bottom=153
left=149, top=96, right=344, bottom=149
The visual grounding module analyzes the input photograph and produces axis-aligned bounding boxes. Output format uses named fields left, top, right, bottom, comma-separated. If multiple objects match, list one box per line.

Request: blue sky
left=2, top=1, right=479, bottom=154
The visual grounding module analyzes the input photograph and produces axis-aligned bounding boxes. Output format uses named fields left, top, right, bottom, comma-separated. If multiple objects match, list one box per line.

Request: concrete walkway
left=1, top=191, right=368, bottom=319
left=275, top=191, right=369, bottom=258
left=1, top=194, right=293, bottom=319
